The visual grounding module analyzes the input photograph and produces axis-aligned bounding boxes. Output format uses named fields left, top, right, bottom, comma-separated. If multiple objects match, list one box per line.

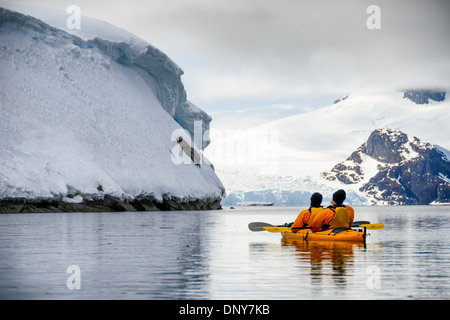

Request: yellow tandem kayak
left=250, top=222, right=379, bottom=243
left=281, top=228, right=366, bottom=242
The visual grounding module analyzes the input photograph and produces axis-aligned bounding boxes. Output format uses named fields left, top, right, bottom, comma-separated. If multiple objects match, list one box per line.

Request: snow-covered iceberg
left=0, top=7, right=224, bottom=212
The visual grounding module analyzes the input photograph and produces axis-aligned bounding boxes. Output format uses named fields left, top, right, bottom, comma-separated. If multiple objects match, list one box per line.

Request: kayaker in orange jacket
left=291, top=192, right=324, bottom=232
left=312, top=189, right=354, bottom=231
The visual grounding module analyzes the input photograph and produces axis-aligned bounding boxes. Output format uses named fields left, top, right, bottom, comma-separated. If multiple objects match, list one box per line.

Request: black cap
left=310, top=192, right=323, bottom=207
left=333, top=189, right=346, bottom=205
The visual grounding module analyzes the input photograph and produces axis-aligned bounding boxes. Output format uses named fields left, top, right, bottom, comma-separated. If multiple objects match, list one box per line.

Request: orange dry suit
left=312, top=205, right=354, bottom=230
left=291, top=206, right=324, bottom=231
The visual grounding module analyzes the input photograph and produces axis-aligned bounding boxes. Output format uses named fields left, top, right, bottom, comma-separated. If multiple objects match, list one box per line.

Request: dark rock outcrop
left=0, top=195, right=222, bottom=213
left=323, top=128, right=450, bottom=205
left=333, top=95, right=349, bottom=104
left=401, top=89, right=446, bottom=104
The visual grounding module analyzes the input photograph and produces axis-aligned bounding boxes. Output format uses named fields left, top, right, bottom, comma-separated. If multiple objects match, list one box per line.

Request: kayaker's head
left=332, top=189, right=346, bottom=206
left=310, top=192, right=322, bottom=207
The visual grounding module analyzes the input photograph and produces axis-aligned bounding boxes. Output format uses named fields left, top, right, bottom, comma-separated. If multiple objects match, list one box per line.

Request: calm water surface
left=0, top=205, right=449, bottom=299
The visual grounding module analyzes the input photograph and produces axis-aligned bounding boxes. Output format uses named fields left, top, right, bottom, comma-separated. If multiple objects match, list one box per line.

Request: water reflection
left=0, top=211, right=213, bottom=299
left=282, top=239, right=365, bottom=292
left=1, top=206, right=449, bottom=299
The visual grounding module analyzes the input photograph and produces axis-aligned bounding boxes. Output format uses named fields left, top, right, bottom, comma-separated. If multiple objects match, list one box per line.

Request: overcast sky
left=5, top=0, right=450, bottom=112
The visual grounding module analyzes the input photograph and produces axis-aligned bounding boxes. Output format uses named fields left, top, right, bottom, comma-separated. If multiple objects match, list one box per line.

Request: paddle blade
left=359, top=223, right=384, bottom=230
left=263, top=226, right=291, bottom=233
left=248, top=222, right=274, bottom=232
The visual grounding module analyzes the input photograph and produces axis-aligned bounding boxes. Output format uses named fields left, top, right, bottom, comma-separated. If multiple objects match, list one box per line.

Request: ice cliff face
left=1, top=7, right=211, bottom=148
left=85, top=38, right=212, bottom=148
left=323, top=128, right=450, bottom=205
left=0, top=8, right=224, bottom=212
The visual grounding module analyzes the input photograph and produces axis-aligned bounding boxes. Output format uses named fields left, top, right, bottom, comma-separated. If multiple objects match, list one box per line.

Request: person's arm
left=292, top=209, right=309, bottom=232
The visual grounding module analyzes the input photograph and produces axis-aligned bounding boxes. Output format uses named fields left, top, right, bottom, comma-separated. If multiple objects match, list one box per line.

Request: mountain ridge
left=220, top=128, right=450, bottom=206
left=324, top=128, right=450, bottom=205
left=207, top=90, right=450, bottom=182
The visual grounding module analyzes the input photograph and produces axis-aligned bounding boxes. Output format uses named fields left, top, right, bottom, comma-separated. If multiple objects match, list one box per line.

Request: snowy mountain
left=0, top=7, right=224, bottom=212
left=207, top=90, right=450, bottom=178
left=209, top=90, right=450, bottom=206
left=324, top=128, right=450, bottom=205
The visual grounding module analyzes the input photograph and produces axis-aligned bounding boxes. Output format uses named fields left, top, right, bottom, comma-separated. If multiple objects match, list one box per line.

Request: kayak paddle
left=248, top=222, right=292, bottom=232
left=248, top=222, right=275, bottom=232
left=249, top=220, right=384, bottom=232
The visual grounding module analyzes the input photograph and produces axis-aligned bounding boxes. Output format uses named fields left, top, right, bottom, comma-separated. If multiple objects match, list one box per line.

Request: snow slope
left=207, top=91, right=450, bottom=178
left=0, top=1, right=149, bottom=48
left=0, top=7, right=224, bottom=204
left=207, top=91, right=450, bottom=205
left=0, top=1, right=212, bottom=147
